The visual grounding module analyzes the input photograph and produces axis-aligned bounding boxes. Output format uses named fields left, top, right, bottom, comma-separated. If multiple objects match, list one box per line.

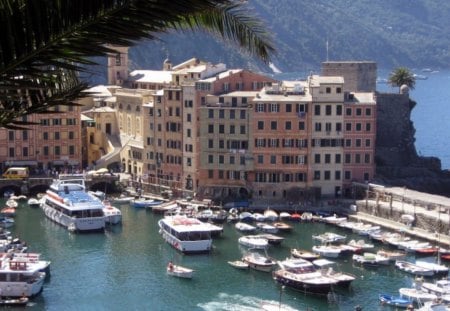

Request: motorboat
left=41, top=177, right=106, bottom=232
left=279, top=212, right=291, bottom=220
left=111, top=195, right=134, bottom=205
left=0, top=297, right=29, bottom=306
left=167, top=262, right=194, bottom=279
left=395, top=260, right=435, bottom=277
left=313, top=258, right=356, bottom=287
left=322, top=214, right=347, bottom=225
left=227, top=260, right=249, bottom=270
left=421, top=279, right=450, bottom=296
left=102, top=200, right=122, bottom=225
left=238, top=235, right=269, bottom=249
left=352, top=252, right=390, bottom=266
left=399, top=287, right=437, bottom=303
left=235, top=222, right=256, bottom=233
left=256, top=233, right=284, bottom=245
left=273, top=264, right=337, bottom=294
left=291, top=248, right=320, bottom=261
left=242, top=251, right=276, bottom=272
left=347, top=239, right=374, bottom=251
left=158, top=215, right=213, bottom=254
left=256, top=223, right=278, bottom=234
left=379, top=293, right=413, bottom=308
left=131, top=198, right=163, bottom=209
left=312, top=245, right=342, bottom=258
left=252, top=213, right=266, bottom=222
left=27, top=198, right=41, bottom=208
left=5, top=199, right=18, bottom=208
left=415, top=260, right=449, bottom=277
left=277, top=257, right=314, bottom=270
left=0, top=217, right=14, bottom=228
left=239, top=212, right=255, bottom=223
left=152, top=201, right=178, bottom=214
left=0, top=207, right=16, bottom=217
left=312, top=232, right=346, bottom=244
left=263, top=209, right=278, bottom=222
left=376, top=249, right=406, bottom=262
left=272, top=222, right=292, bottom=232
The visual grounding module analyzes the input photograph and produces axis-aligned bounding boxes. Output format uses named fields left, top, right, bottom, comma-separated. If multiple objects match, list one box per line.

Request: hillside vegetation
left=118, top=0, right=450, bottom=79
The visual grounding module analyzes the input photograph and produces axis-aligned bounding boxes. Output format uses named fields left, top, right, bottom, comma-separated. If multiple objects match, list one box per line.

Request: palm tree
left=0, top=0, right=275, bottom=129
left=388, top=67, right=416, bottom=92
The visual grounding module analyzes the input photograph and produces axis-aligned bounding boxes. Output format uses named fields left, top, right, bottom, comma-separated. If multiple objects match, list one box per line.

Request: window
left=314, top=105, right=320, bottom=116
left=314, top=171, right=320, bottom=180
left=314, top=154, right=320, bottom=164
left=240, top=110, right=246, bottom=119
left=240, top=156, right=245, bottom=165
left=8, top=131, right=14, bottom=141
left=366, top=123, right=371, bottom=131
left=229, top=125, right=235, bottom=134
left=345, top=139, right=351, bottom=147
left=219, top=155, right=224, bottom=164
left=299, top=121, right=305, bottom=130
left=208, top=110, right=214, bottom=118
left=356, top=123, right=362, bottom=131
left=69, top=145, right=75, bottom=155
left=315, top=123, right=322, bottom=131
left=325, top=154, right=331, bottom=164
left=219, top=140, right=224, bottom=149
left=23, top=147, right=28, bottom=157
left=256, top=103, right=265, bottom=112
left=219, top=109, right=225, bottom=119
left=270, top=121, right=277, bottom=130
left=365, top=154, right=371, bottom=163
left=355, top=154, right=361, bottom=163
left=365, top=108, right=372, bottom=116
left=346, top=123, right=352, bottom=131
left=257, top=155, right=264, bottom=164
left=208, top=170, right=214, bottom=179
left=187, top=129, right=191, bottom=138
left=285, top=121, right=292, bottom=130
left=326, top=87, right=331, bottom=94
left=22, top=130, right=28, bottom=140
left=9, top=147, right=14, bottom=157
left=325, top=123, right=332, bottom=132
left=325, top=105, right=332, bottom=116
left=208, top=155, right=214, bottom=164
left=336, top=87, right=342, bottom=94
left=356, top=139, right=361, bottom=147
left=365, top=139, right=371, bottom=147
left=43, top=132, right=49, bottom=140
left=270, top=155, right=276, bottom=164
left=335, top=171, right=341, bottom=180
left=55, top=146, right=60, bottom=156
left=257, top=121, right=264, bottom=130
left=336, top=123, right=342, bottom=132
left=69, top=132, right=74, bottom=139
left=240, top=125, right=246, bottom=134
left=208, top=139, right=214, bottom=149
left=324, top=171, right=331, bottom=180
left=270, top=103, right=279, bottom=112
left=356, top=108, right=362, bottom=116
left=335, top=154, right=341, bottom=164
left=54, top=132, right=60, bottom=140
left=219, top=124, right=225, bottom=134
left=230, top=110, right=235, bottom=119
left=208, top=124, right=214, bottom=133
left=286, top=104, right=292, bottom=112
left=336, top=105, right=342, bottom=115
left=346, top=108, right=352, bottom=116
left=345, top=171, right=351, bottom=180
left=187, top=114, right=191, bottom=122
left=345, top=154, right=351, bottom=163
left=43, top=146, right=49, bottom=156
left=229, top=156, right=235, bottom=164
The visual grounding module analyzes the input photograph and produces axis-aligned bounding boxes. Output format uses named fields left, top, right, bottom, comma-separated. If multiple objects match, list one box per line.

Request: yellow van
left=2, top=167, right=29, bottom=179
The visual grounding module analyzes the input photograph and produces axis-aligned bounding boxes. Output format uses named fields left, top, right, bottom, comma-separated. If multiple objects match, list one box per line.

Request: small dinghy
left=167, top=262, right=194, bottom=279
left=228, top=260, right=249, bottom=269
left=379, top=293, right=412, bottom=308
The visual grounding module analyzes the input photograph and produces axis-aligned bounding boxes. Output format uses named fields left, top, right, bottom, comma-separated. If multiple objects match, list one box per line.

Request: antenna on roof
left=326, top=38, right=329, bottom=61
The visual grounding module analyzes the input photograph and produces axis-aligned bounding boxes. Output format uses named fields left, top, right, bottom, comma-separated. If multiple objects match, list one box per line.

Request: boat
left=415, top=246, right=440, bottom=256
left=347, top=239, right=374, bottom=251
left=256, top=222, right=278, bottom=234
left=256, top=233, right=284, bottom=245
left=352, top=252, right=390, bottom=266
left=399, top=287, right=437, bottom=303
left=279, top=212, right=291, bottom=220
left=395, top=260, right=435, bottom=277
left=5, top=199, right=18, bottom=208
left=235, top=222, right=256, bottom=233
left=263, top=209, right=278, bottom=222
left=41, top=177, right=106, bottom=232
left=272, top=222, right=292, bottom=232
left=252, top=213, right=266, bottom=222
left=379, top=294, right=413, bottom=308
left=227, top=260, right=249, bottom=269
left=238, top=235, right=269, bottom=249
left=166, top=262, right=194, bottom=279
left=312, top=258, right=356, bottom=287
left=291, top=248, right=320, bottom=261
left=152, top=201, right=178, bottom=214
left=312, top=245, right=342, bottom=258
left=111, top=195, right=134, bottom=205
left=242, top=251, right=276, bottom=272
left=239, top=212, right=255, bottom=223
left=158, top=215, right=213, bottom=254
left=131, top=198, right=163, bottom=209
left=312, top=232, right=346, bottom=244
left=421, top=279, right=450, bottom=296
left=415, top=260, right=449, bottom=277
left=273, top=263, right=337, bottom=294
left=322, top=214, right=347, bottom=225
left=300, top=212, right=313, bottom=221
left=27, top=198, right=41, bottom=208
left=290, top=213, right=302, bottom=222
left=0, top=297, right=29, bottom=306
left=376, top=249, right=406, bottom=262
left=0, top=255, right=47, bottom=297
left=102, top=200, right=122, bottom=225
left=0, top=207, right=16, bottom=217
left=0, top=217, right=14, bottom=228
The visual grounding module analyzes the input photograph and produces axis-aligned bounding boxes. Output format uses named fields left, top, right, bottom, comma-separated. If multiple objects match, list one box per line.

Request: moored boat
left=131, top=198, right=163, bottom=209
left=102, top=200, right=122, bottom=225
left=235, top=222, right=256, bottom=233
left=41, top=177, right=106, bottom=232
left=379, top=293, right=413, bottom=308
left=312, top=258, right=356, bottom=287
left=291, top=248, right=320, bottom=261
left=167, top=262, right=194, bottom=279
left=312, top=245, right=342, bottom=258
left=238, top=235, right=269, bottom=249
left=27, top=198, right=41, bottom=208
left=242, top=251, right=276, bottom=272
left=399, top=287, right=437, bottom=303
left=395, top=260, right=435, bottom=277
left=312, top=232, right=346, bottom=244
left=227, top=260, right=249, bottom=269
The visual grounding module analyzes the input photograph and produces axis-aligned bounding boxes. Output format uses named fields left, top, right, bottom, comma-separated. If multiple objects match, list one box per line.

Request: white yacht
left=158, top=215, right=213, bottom=254
left=41, top=177, right=106, bottom=232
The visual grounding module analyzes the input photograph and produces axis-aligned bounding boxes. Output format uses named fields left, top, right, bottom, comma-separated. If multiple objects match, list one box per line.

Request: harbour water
left=7, top=199, right=438, bottom=311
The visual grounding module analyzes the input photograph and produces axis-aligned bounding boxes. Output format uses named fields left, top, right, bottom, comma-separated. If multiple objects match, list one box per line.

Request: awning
left=5, top=160, right=38, bottom=166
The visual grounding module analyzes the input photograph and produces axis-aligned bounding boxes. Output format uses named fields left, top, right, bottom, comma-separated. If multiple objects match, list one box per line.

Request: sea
left=5, top=69, right=450, bottom=311
left=4, top=199, right=439, bottom=311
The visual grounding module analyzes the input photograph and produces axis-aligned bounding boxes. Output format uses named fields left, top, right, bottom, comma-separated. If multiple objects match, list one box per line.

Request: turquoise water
left=7, top=199, right=432, bottom=310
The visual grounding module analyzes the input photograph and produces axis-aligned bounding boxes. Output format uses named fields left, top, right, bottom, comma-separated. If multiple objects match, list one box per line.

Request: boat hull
left=273, top=270, right=334, bottom=294
left=42, top=204, right=105, bottom=232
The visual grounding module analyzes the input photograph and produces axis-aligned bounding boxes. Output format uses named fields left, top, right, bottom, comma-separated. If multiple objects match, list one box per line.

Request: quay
left=349, top=184, right=450, bottom=247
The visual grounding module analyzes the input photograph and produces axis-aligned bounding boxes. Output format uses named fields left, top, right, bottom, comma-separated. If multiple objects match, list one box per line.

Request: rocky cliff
left=374, top=90, right=450, bottom=196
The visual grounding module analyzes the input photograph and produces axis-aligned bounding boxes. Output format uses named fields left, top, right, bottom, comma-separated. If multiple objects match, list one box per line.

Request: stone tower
left=163, top=58, right=172, bottom=71
left=321, top=61, right=377, bottom=93
left=107, top=45, right=129, bottom=86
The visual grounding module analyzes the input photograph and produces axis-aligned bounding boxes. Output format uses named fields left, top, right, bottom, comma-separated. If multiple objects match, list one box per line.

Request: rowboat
left=167, top=262, right=194, bottom=279
left=227, top=260, right=249, bottom=269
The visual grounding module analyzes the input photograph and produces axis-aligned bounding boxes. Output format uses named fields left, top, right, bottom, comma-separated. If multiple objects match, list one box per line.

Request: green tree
left=0, top=0, right=274, bottom=129
left=388, top=67, right=416, bottom=92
